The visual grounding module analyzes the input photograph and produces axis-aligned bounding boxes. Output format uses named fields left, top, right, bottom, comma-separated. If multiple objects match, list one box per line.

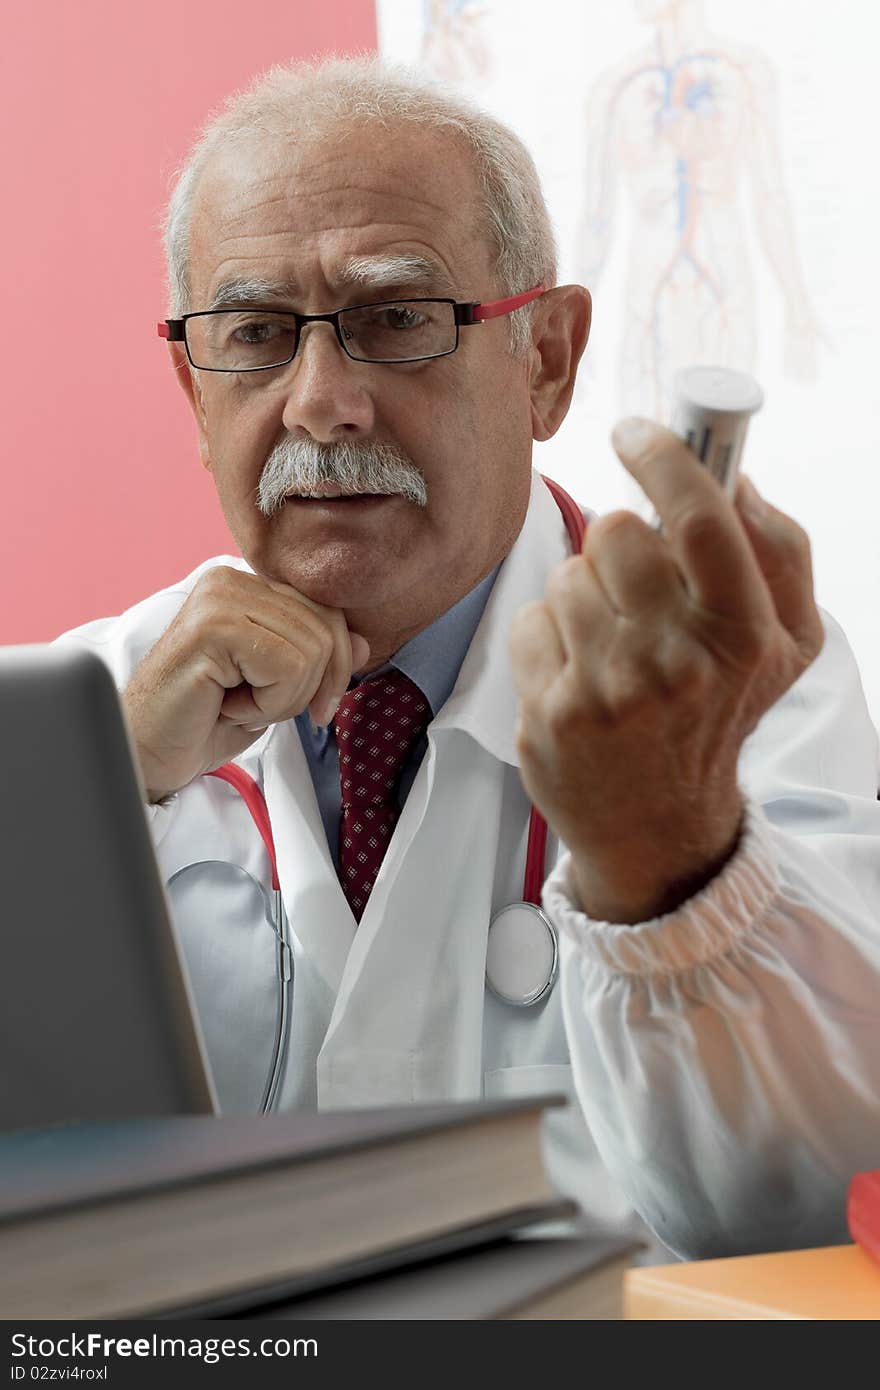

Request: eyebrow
left=338, top=254, right=459, bottom=299
left=206, top=277, right=297, bottom=311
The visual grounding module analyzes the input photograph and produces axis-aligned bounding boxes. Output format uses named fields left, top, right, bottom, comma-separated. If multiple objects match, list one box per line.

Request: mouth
left=280, top=488, right=401, bottom=513
left=287, top=486, right=390, bottom=499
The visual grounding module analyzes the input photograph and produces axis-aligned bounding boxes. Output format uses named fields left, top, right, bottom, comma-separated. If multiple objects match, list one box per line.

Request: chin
left=249, top=535, right=409, bottom=610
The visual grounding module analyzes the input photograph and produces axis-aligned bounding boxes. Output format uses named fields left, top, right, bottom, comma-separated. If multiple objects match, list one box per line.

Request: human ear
left=527, top=286, right=592, bottom=442
left=167, top=343, right=213, bottom=472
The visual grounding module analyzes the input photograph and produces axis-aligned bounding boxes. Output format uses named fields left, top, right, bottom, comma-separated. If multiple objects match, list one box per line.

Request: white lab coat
left=57, top=471, right=880, bottom=1259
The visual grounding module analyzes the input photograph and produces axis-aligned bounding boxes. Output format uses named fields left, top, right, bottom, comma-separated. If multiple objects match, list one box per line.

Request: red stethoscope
left=204, top=477, right=586, bottom=1074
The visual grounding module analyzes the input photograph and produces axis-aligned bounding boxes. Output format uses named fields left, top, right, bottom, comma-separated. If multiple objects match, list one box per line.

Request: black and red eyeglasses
left=157, top=285, right=546, bottom=370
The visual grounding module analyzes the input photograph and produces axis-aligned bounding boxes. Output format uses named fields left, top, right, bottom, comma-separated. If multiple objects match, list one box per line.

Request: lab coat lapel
left=262, top=720, right=356, bottom=998
left=316, top=729, right=505, bottom=1107
left=431, top=471, right=571, bottom=763
left=316, top=472, right=573, bottom=1108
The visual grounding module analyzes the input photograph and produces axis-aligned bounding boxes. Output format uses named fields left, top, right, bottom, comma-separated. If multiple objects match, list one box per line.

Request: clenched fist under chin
left=123, top=567, right=370, bottom=803
left=509, top=417, right=824, bottom=925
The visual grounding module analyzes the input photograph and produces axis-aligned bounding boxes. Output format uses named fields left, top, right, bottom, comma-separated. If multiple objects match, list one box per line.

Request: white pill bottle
left=669, top=365, right=764, bottom=496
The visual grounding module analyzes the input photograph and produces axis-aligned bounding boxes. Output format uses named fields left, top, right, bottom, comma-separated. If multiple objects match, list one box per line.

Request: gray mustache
left=258, top=437, right=428, bottom=516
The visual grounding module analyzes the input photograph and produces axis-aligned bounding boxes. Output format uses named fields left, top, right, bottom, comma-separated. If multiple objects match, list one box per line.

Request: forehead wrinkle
left=204, top=141, right=480, bottom=246
left=200, top=117, right=485, bottom=224
left=192, top=144, right=494, bottom=306
left=198, top=211, right=466, bottom=290
left=195, top=175, right=298, bottom=237
left=282, top=136, right=477, bottom=208
left=204, top=148, right=473, bottom=233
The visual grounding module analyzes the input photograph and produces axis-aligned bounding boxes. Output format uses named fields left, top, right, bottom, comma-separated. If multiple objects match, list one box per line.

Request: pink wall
left=2, top=1, right=377, bottom=643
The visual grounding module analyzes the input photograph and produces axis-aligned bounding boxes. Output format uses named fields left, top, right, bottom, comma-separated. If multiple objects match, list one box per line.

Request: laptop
left=0, top=642, right=217, bottom=1131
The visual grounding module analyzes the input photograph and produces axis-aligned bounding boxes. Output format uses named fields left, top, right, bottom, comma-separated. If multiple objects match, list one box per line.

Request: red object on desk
left=847, top=1170, right=880, bottom=1265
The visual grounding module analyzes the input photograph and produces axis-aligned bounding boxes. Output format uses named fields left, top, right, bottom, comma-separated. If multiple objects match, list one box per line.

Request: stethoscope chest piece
left=485, top=903, right=559, bottom=1007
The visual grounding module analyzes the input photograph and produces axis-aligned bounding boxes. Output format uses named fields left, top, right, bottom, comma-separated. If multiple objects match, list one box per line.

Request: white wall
left=379, top=0, right=880, bottom=722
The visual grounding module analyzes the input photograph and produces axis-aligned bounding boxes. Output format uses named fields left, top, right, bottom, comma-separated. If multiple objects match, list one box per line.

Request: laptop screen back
left=0, top=643, right=216, bottom=1130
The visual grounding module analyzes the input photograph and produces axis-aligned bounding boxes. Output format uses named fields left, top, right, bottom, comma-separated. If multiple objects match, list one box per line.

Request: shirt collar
left=300, top=561, right=499, bottom=755
left=387, top=565, right=499, bottom=715
left=430, top=470, right=577, bottom=766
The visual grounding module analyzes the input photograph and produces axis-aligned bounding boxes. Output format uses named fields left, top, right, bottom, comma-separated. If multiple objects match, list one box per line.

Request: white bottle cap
left=669, top=365, right=764, bottom=496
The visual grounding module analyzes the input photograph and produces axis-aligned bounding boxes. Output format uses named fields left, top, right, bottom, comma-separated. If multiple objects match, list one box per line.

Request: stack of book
left=0, top=1093, right=642, bottom=1320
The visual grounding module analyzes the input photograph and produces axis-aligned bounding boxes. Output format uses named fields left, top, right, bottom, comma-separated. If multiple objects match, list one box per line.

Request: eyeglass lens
left=185, top=301, right=458, bottom=370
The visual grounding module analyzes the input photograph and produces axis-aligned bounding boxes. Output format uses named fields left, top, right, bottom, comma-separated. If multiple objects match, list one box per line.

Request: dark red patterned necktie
left=334, top=671, right=431, bottom=921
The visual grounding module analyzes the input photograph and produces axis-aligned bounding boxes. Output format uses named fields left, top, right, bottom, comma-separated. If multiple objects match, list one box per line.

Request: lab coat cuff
left=542, top=797, right=780, bottom=976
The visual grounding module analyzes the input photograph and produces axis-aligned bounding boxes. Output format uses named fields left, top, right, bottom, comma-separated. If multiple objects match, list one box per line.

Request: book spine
left=846, top=1170, right=880, bottom=1265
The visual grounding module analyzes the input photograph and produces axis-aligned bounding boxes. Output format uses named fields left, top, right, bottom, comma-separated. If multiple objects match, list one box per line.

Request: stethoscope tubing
left=205, top=764, right=290, bottom=1112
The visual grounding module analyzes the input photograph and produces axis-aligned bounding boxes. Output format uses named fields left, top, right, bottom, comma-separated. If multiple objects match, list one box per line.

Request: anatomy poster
left=378, top=0, right=880, bottom=720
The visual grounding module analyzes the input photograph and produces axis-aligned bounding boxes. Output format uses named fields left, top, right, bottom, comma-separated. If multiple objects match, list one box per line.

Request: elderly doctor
left=58, top=58, right=880, bottom=1260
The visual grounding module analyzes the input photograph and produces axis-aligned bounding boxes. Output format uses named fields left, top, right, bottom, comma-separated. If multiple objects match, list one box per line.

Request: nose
left=280, top=321, right=376, bottom=442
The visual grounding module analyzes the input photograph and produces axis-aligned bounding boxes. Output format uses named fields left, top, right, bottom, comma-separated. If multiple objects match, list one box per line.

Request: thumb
left=349, top=633, right=371, bottom=672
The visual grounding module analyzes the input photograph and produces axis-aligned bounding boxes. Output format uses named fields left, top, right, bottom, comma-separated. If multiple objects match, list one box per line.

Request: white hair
left=163, top=55, right=557, bottom=354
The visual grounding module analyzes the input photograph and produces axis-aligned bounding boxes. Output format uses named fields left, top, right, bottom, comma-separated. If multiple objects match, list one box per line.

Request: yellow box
left=624, top=1243, right=880, bottom=1319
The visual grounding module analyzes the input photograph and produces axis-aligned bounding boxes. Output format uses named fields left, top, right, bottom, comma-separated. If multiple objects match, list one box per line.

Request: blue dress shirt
left=295, top=567, right=500, bottom=871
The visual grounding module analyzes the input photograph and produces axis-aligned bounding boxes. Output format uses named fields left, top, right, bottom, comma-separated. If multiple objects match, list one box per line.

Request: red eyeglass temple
left=470, top=285, right=545, bottom=320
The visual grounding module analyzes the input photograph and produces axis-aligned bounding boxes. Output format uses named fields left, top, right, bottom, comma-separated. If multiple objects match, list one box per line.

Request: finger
left=611, top=417, right=772, bottom=621
left=304, top=620, right=361, bottom=727
left=196, top=570, right=345, bottom=685
left=241, top=588, right=352, bottom=723
left=256, top=572, right=349, bottom=624
left=308, top=632, right=372, bottom=723
left=735, top=476, right=824, bottom=659
left=585, top=509, right=685, bottom=617
left=541, top=553, right=611, bottom=665
left=189, top=570, right=365, bottom=728
left=254, top=613, right=340, bottom=715
left=234, top=575, right=372, bottom=717
left=509, top=601, right=566, bottom=703
left=220, top=625, right=332, bottom=724
left=306, top=631, right=372, bottom=726
left=216, top=570, right=351, bottom=661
